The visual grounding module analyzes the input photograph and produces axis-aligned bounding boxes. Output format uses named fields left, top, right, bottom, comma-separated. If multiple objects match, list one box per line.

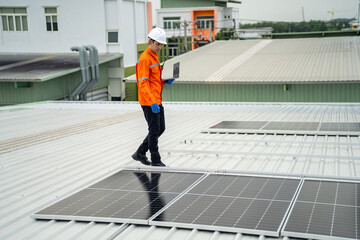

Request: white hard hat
left=148, top=27, right=167, bottom=45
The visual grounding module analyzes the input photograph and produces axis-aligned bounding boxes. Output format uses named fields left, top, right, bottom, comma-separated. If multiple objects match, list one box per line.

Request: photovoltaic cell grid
left=33, top=170, right=204, bottom=224
left=320, top=122, right=360, bottom=132
left=150, top=174, right=301, bottom=236
left=209, top=121, right=360, bottom=133
left=263, top=121, right=319, bottom=131
left=283, top=180, right=360, bottom=240
left=210, top=121, right=268, bottom=130
left=33, top=170, right=359, bottom=239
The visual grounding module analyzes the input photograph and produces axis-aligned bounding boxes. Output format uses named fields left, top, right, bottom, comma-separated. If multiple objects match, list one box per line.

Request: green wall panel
left=124, top=66, right=136, bottom=78
left=137, top=43, right=148, bottom=59
left=0, top=64, right=109, bottom=105
left=162, top=83, right=360, bottom=102
left=125, top=82, right=138, bottom=101
left=162, top=0, right=216, bottom=8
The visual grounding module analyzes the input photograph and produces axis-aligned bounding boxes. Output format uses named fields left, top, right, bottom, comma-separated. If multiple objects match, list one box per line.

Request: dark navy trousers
left=136, top=105, right=165, bottom=163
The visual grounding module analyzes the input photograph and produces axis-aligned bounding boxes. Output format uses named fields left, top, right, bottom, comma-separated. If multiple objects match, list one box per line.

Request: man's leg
left=132, top=106, right=153, bottom=165
left=144, top=106, right=161, bottom=163
left=136, top=134, right=149, bottom=156
left=135, top=105, right=165, bottom=166
left=158, top=105, right=165, bottom=137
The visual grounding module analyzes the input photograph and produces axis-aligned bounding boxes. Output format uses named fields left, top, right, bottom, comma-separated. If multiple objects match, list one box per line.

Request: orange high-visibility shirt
left=136, top=47, right=165, bottom=106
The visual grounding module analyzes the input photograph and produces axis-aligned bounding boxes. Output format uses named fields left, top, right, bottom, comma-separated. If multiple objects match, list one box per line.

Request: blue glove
left=165, top=79, right=175, bottom=85
left=151, top=103, right=160, bottom=113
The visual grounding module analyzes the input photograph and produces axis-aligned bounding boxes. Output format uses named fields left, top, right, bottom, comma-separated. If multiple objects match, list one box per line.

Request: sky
left=151, top=0, right=359, bottom=24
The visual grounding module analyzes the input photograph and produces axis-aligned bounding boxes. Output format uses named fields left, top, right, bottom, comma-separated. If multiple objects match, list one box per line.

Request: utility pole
left=233, top=18, right=236, bottom=39
left=327, top=8, right=335, bottom=22
left=358, top=0, right=360, bottom=26
left=209, top=21, right=213, bottom=42
left=302, top=6, right=305, bottom=22
left=183, top=20, right=188, bottom=52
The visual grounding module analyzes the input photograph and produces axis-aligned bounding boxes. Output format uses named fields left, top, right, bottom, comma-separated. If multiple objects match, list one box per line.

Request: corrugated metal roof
left=126, top=37, right=360, bottom=84
left=1, top=101, right=359, bottom=240
left=0, top=53, right=122, bottom=82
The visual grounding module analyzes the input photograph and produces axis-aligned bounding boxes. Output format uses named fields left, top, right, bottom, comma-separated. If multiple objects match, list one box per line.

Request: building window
left=168, top=43, right=178, bottom=57
left=163, top=17, right=180, bottom=30
left=0, top=7, right=28, bottom=31
left=45, top=7, right=58, bottom=31
left=196, top=15, right=214, bottom=30
left=107, top=31, right=118, bottom=44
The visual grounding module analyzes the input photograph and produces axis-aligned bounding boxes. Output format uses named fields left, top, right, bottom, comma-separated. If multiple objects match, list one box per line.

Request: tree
left=239, top=19, right=353, bottom=33
left=215, top=28, right=234, bottom=40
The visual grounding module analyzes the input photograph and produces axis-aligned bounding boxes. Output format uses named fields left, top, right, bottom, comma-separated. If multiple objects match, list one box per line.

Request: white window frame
left=168, top=43, right=178, bottom=57
left=107, top=30, right=119, bottom=44
left=0, top=7, right=28, bottom=32
left=44, top=7, right=58, bottom=32
left=196, top=15, right=214, bottom=30
left=163, top=17, right=181, bottom=30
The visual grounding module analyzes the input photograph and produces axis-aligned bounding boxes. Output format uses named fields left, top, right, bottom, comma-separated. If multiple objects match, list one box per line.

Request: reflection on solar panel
left=283, top=179, right=360, bottom=240
left=33, top=170, right=204, bottom=224
left=150, top=175, right=301, bottom=236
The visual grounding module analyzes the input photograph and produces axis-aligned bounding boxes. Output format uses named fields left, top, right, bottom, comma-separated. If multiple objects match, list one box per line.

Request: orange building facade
left=191, top=9, right=218, bottom=49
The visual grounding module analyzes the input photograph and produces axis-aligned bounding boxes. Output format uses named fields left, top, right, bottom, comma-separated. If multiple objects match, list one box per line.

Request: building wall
left=157, top=7, right=237, bottom=39
left=0, top=64, right=109, bottom=105
left=157, top=8, right=192, bottom=37
left=160, top=83, right=360, bottom=102
left=0, top=0, right=149, bottom=67
left=191, top=9, right=217, bottom=39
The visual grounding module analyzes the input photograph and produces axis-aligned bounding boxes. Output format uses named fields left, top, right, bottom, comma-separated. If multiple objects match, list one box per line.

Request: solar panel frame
left=282, top=178, right=360, bottom=240
left=149, top=173, right=302, bottom=237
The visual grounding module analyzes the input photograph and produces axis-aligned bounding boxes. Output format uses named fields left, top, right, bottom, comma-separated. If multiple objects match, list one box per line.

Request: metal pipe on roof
left=81, top=45, right=99, bottom=98
left=70, top=46, right=89, bottom=101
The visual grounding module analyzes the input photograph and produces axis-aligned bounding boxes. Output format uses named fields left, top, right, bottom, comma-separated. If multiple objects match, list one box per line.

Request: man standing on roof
left=132, top=27, right=175, bottom=167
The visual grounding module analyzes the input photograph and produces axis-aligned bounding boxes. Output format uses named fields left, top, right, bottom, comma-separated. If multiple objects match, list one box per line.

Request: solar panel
left=262, top=122, right=319, bottom=131
left=210, top=121, right=268, bottom=130
left=320, top=122, right=360, bottom=132
left=207, top=121, right=360, bottom=135
left=33, top=170, right=204, bottom=224
left=35, top=169, right=358, bottom=239
left=150, top=174, right=301, bottom=236
left=282, top=179, right=360, bottom=240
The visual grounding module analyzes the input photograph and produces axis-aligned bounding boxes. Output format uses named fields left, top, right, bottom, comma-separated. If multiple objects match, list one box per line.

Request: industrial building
left=0, top=0, right=152, bottom=104
left=126, top=36, right=360, bottom=102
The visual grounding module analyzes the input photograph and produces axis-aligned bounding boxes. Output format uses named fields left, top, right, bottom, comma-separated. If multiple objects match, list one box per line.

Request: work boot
left=151, top=161, right=166, bottom=167
left=132, top=152, right=151, bottom=166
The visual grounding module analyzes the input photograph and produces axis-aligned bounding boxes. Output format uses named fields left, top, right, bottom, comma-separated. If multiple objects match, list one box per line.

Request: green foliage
left=215, top=28, right=234, bottom=40
left=239, top=20, right=351, bottom=33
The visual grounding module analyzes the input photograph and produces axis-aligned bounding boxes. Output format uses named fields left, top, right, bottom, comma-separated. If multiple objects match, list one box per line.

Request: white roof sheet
left=127, top=37, right=360, bottom=84
left=1, top=101, right=359, bottom=240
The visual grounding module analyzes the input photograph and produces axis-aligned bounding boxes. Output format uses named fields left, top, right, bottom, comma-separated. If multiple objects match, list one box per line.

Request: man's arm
left=137, top=59, right=157, bottom=105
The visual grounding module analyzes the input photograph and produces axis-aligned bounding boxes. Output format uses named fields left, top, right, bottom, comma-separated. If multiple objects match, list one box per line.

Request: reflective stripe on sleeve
left=149, top=63, right=159, bottom=68
left=138, top=77, right=149, bottom=81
